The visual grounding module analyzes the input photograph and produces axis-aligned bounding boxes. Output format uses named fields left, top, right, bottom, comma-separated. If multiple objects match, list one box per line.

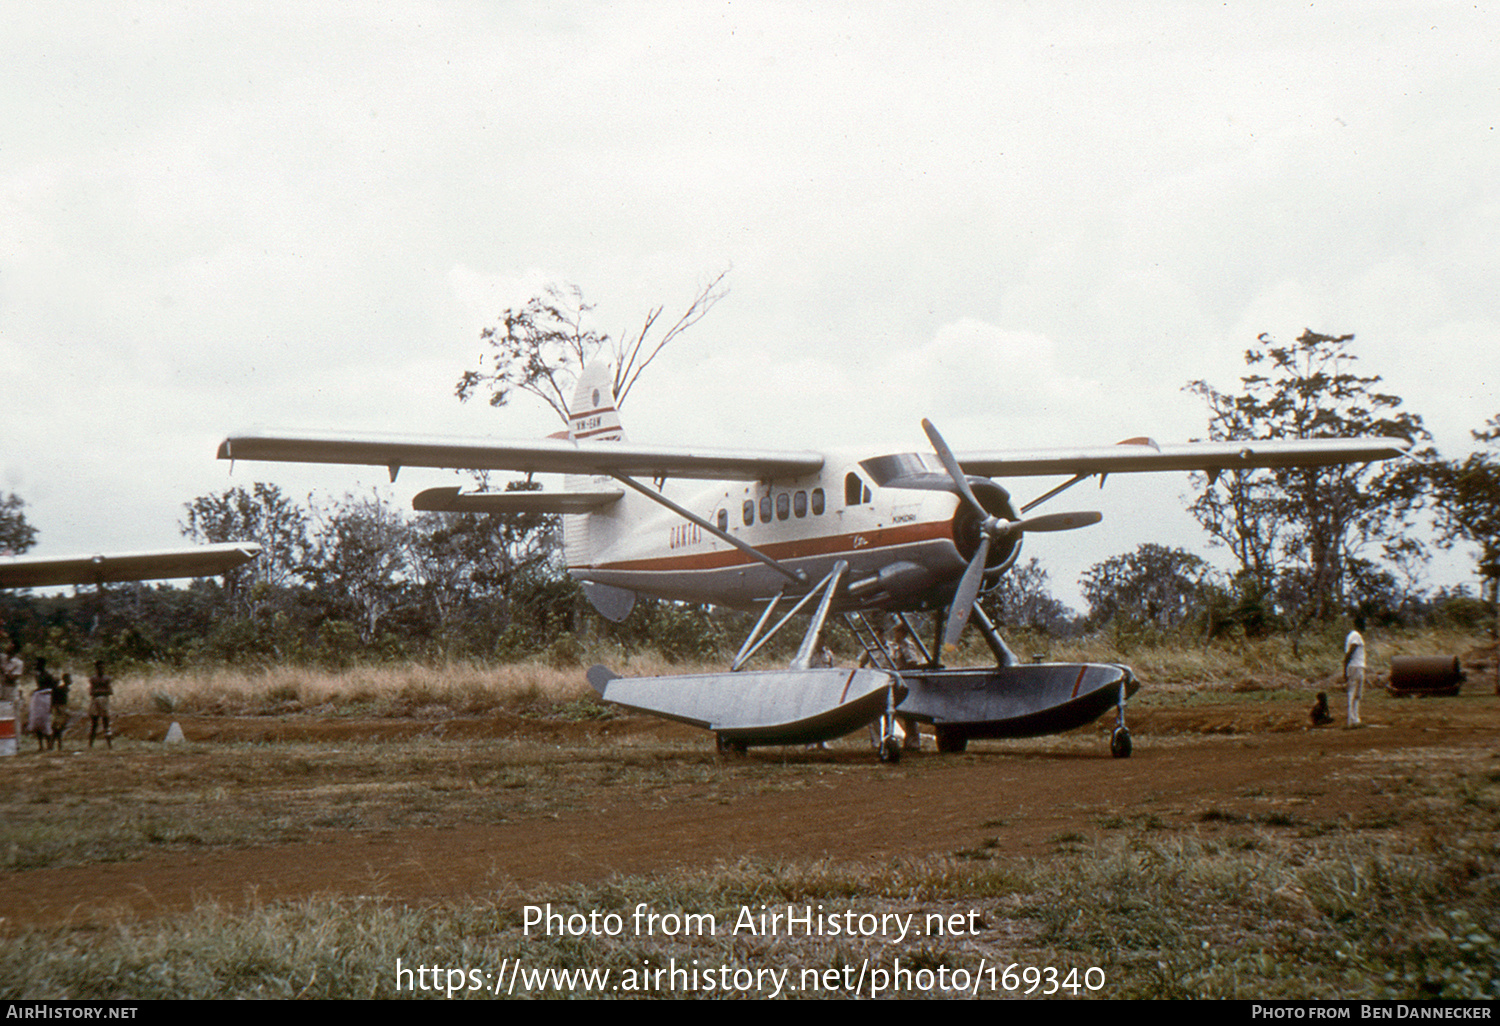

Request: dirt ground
left=4, top=684, right=1498, bottom=931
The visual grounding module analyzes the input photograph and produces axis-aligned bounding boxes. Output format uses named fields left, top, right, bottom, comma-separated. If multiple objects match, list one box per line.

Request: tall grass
left=952, top=625, right=1488, bottom=692
left=83, top=626, right=1491, bottom=717
left=108, top=654, right=726, bottom=718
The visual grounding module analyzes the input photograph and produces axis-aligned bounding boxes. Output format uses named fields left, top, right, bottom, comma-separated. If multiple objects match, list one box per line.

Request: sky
left=2, top=1, right=1496, bottom=609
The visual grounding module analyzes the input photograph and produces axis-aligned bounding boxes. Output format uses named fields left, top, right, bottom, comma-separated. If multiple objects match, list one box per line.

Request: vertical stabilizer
left=564, top=363, right=635, bottom=620
left=568, top=362, right=626, bottom=442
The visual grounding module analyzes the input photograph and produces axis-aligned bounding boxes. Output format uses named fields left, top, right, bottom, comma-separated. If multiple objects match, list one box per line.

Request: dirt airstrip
left=3, top=686, right=1498, bottom=931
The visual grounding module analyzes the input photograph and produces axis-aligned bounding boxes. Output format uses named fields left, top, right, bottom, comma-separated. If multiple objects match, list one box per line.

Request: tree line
left=0, top=482, right=746, bottom=670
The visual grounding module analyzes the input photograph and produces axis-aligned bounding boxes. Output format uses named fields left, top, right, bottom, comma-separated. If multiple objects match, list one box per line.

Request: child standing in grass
left=52, top=673, right=72, bottom=750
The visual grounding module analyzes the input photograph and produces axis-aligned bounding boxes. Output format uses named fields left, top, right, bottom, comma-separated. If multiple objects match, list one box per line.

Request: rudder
left=563, top=363, right=637, bottom=621
left=568, top=362, right=626, bottom=442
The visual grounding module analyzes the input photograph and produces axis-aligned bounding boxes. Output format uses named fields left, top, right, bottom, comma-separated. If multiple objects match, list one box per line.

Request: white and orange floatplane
left=219, top=363, right=1409, bottom=762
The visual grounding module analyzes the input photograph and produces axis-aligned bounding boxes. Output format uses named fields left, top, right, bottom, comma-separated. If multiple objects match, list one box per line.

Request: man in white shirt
left=1341, top=615, right=1367, bottom=728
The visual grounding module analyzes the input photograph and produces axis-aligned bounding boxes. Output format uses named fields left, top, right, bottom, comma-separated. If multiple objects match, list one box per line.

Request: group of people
left=1, top=642, right=113, bottom=751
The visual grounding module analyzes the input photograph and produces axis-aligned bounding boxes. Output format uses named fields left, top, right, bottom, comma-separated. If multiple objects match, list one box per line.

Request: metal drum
left=1387, top=655, right=1464, bottom=696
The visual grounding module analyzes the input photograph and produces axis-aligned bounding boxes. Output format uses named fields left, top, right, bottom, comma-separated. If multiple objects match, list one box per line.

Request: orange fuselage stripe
left=574, top=519, right=953, bottom=574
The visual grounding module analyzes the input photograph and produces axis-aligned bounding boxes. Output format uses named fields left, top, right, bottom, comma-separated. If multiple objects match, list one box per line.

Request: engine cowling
left=950, top=477, right=1022, bottom=577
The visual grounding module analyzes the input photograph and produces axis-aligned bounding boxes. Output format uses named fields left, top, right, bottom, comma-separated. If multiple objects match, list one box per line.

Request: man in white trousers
left=1341, top=615, right=1367, bottom=728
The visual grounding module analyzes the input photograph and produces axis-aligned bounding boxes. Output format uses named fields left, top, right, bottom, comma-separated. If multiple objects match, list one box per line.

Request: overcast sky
left=2, top=1, right=1496, bottom=608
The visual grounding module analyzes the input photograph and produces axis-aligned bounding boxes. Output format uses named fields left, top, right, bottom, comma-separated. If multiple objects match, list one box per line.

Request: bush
left=1433, top=594, right=1494, bottom=631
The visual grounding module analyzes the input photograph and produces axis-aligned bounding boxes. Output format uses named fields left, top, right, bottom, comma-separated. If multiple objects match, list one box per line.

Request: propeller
left=921, top=419, right=1102, bottom=651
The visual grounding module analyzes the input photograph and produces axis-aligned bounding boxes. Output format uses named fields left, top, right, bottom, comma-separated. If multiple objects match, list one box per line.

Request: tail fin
left=568, top=362, right=626, bottom=442
left=563, top=362, right=633, bottom=620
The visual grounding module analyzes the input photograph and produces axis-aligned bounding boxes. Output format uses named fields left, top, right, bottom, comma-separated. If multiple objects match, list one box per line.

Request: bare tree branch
left=457, top=271, right=729, bottom=423
left=614, top=269, right=730, bottom=408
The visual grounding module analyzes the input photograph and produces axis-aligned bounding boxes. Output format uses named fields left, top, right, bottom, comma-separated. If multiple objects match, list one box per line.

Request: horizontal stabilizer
left=413, top=486, right=623, bottom=514
left=0, top=543, right=262, bottom=589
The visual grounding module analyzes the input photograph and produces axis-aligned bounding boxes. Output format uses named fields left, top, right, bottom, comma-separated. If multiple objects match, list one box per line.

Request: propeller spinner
left=921, top=419, right=1102, bottom=651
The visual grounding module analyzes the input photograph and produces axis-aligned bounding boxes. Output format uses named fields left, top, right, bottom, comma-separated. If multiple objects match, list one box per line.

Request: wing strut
left=609, top=473, right=807, bottom=585
left=971, top=603, right=1020, bottom=668
left=732, top=589, right=786, bottom=670
left=730, top=562, right=848, bottom=671
left=1019, top=473, right=1090, bottom=513
left=791, top=561, right=847, bottom=671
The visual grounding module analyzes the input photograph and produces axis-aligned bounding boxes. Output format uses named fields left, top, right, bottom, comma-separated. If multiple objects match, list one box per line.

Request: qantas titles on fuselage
left=569, top=451, right=1007, bottom=613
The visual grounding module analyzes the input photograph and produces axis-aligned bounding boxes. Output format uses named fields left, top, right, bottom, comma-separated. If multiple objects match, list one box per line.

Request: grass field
left=1, top=629, right=1496, bottom=1000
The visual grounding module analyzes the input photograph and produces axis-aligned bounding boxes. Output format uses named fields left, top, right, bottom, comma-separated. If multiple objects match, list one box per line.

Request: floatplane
left=218, top=363, right=1409, bottom=761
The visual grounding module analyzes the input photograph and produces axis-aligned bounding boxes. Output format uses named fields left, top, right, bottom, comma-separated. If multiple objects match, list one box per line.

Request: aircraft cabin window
left=811, top=488, right=825, bottom=515
left=760, top=495, right=772, bottom=523
left=793, top=490, right=807, bottom=518
left=742, top=500, right=755, bottom=526
left=717, top=508, right=728, bottom=532
left=776, top=493, right=790, bottom=521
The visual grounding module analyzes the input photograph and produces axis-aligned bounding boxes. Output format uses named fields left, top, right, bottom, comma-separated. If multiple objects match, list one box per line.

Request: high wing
left=955, top=436, right=1413, bottom=478
left=0, top=543, right=262, bottom=590
left=219, top=431, right=823, bottom=481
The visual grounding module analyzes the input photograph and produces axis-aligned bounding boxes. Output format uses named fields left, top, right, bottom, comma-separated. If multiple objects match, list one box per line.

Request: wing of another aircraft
left=955, top=436, right=1413, bottom=478
left=0, top=543, right=262, bottom=590
left=219, top=432, right=823, bottom=481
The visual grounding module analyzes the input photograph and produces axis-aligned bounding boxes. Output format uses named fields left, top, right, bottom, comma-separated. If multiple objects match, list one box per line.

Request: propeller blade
left=942, top=533, right=990, bottom=651
left=1000, top=510, right=1103, bottom=536
left=921, top=418, right=988, bottom=521
left=925, top=419, right=1101, bottom=655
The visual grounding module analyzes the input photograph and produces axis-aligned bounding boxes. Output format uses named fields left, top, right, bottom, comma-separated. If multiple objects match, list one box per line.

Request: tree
left=407, top=513, right=481, bottom=637
left=1181, top=382, right=1287, bottom=587
left=1427, top=414, right=1500, bottom=620
left=1081, top=544, right=1215, bottom=630
left=0, top=492, right=38, bottom=555
left=180, top=483, right=311, bottom=608
left=980, top=558, right=1075, bottom=634
left=412, top=480, right=558, bottom=599
left=1186, top=330, right=1429, bottom=622
left=408, top=479, right=568, bottom=653
left=306, top=491, right=412, bottom=645
left=455, top=271, right=729, bottom=424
